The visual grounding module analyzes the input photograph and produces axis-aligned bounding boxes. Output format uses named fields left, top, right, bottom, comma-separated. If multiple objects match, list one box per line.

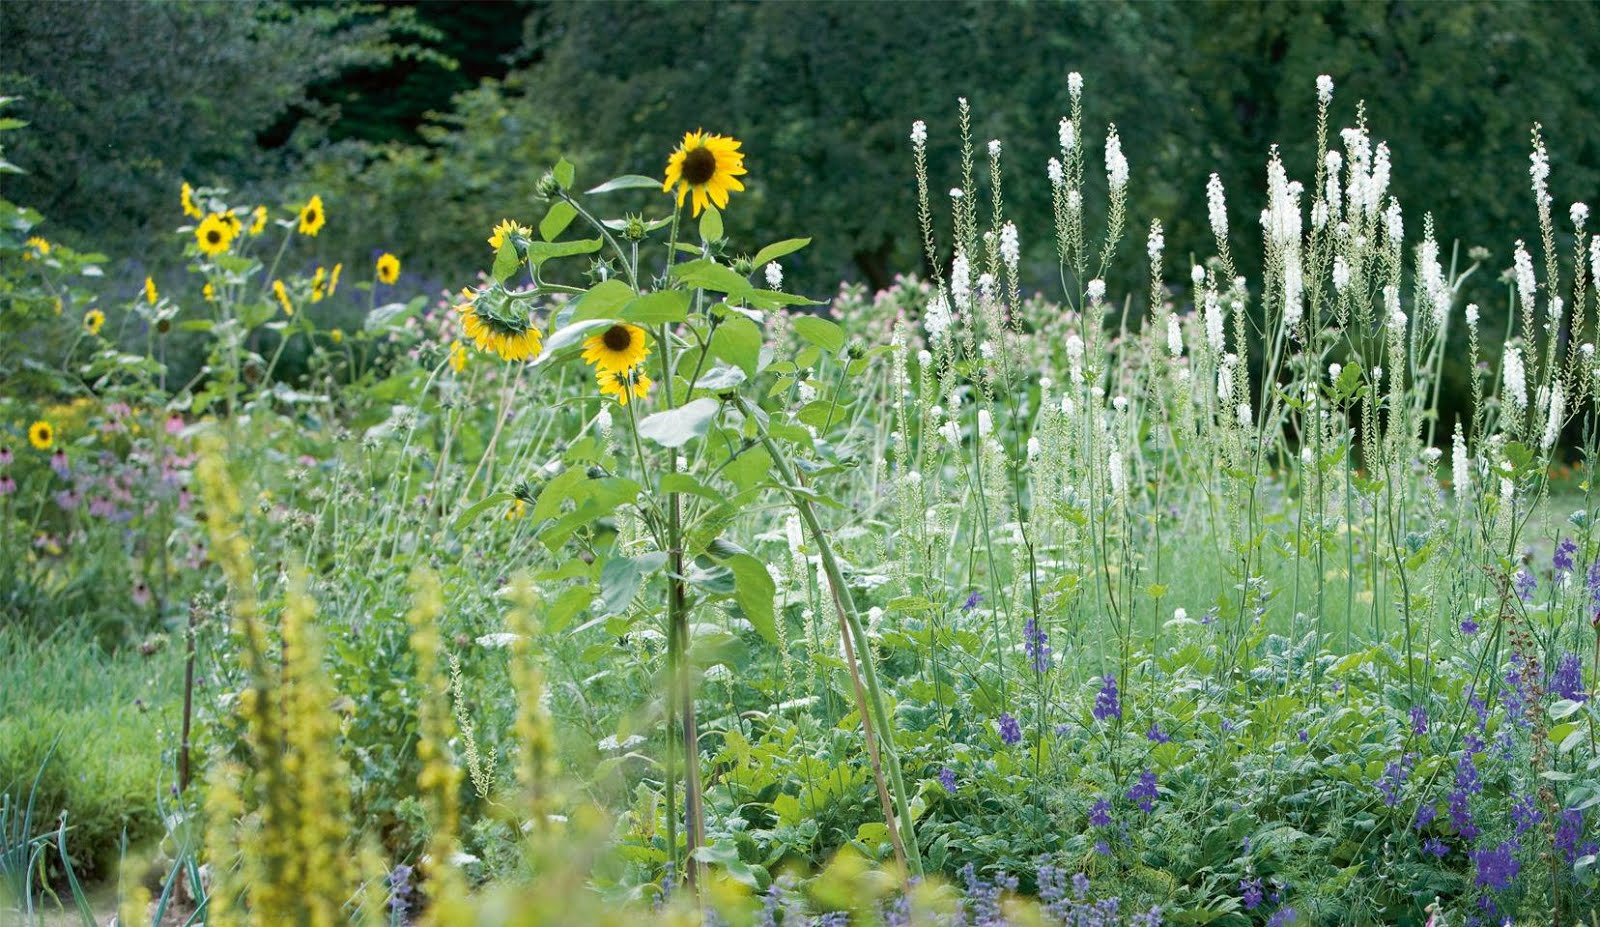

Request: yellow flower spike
left=249, top=205, right=268, bottom=235
left=297, top=194, right=326, bottom=236
left=488, top=218, right=529, bottom=250
left=272, top=279, right=294, bottom=316
left=327, top=262, right=343, bottom=297
left=144, top=277, right=158, bottom=305
left=28, top=420, right=54, bottom=450
left=375, top=252, right=400, bottom=285
left=581, top=323, right=650, bottom=374
left=662, top=129, right=747, bottom=217
left=597, top=364, right=652, bottom=407
left=83, top=308, right=105, bottom=335
left=180, top=182, right=202, bottom=219
left=195, top=213, right=235, bottom=257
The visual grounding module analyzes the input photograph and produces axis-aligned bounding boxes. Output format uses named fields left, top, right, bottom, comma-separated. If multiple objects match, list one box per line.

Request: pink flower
left=131, top=581, right=152, bottom=608
left=0, top=446, right=14, bottom=466
left=165, top=415, right=184, bottom=435
left=0, top=475, right=15, bottom=496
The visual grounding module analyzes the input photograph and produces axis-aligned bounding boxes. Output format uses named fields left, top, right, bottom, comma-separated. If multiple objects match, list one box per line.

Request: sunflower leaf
left=752, top=238, right=811, bottom=268
left=540, top=201, right=578, bottom=241
left=491, top=240, right=520, bottom=283
left=587, top=174, right=662, bottom=194
left=526, top=238, right=603, bottom=267
left=571, top=279, right=636, bottom=323
left=671, top=259, right=753, bottom=298
left=709, top=316, right=763, bottom=378
left=637, top=397, right=720, bottom=448
left=699, top=206, right=723, bottom=243
left=535, top=319, right=615, bottom=365
left=621, top=289, right=690, bottom=325
left=791, top=316, right=845, bottom=354
left=599, top=552, right=667, bottom=616
left=704, top=540, right=776, bottom=645
left=451, top=492, right=516, bottom=532
left=553, top=158, right=576, bottom=190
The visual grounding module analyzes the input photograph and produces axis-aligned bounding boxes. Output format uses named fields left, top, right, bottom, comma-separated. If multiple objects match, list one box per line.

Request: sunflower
left=662, top=130, right=747, bottom=217
left=376, top=252, right=400, bottom=285
left=195, top=213, right=235, bottom=257
left=203, top=283, right=217, bottom=302
left=457, top=290, right=542, bottom=362
left=448, top=340, right=468, bottom=373
left=28, top=420, right=54, bottom=451
left=273, top=279, right=294, bottom=316
left=505, top=498, right=527, bottom=520
left=180, top=182, right=202, bottom=219
left=328, top=262, right=343, bottom=297
left=83, top=308, right=105, bottom=336
left=297, top=194, right=326, bottom=236
left=330, top=328, right=344, bottom=345
left=597, top=365, right=653, bottom=407
left=488, top=219, right=530, bottom=251
left=144, top=277, right=159, bottom=305
left=249, top=205, right=269, bottom=236
left=23, top=237, right=50, bottom=260
left=221, top=210, right=242, bottom=238
left=310, top=266, right=327, bottom=302
left=581, top=324, right=650, bottom=374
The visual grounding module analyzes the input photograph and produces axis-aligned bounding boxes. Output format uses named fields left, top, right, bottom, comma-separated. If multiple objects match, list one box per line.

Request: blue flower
left=1551, top=651, right=1586, bottom=701
left=1093, top=674, right=1121, bottom=722
left=1422, top=837, right=1448, bottom=858
left=998, top=712, right=1022, bottom=745
left=962, top=590, right=984, bottom=612
left=1460, top=616, right=1480, bottom=635
left=1023, top=617, right=1052, bottom=673
left=1410, top=705, right=1428, bottom=736
left=1470, top=841, right=1519, bottom=891
left=1555, top=536, right=1578, bottom=574
left=1240, top=878, right=1264, bottom=910
left=1089, top=797, right=1112, bottom=827
left=1266, top=907, right=1296, bottom=927
left=1127, top=769, right=1158, bottom=812
left=1146, top=722, right=1170, bottom=744
left=1513, top=568, right=1535, bottom=602
left=938, top=766, right=958, bottom=794
left=1511, top=793, right=1542, bottom=834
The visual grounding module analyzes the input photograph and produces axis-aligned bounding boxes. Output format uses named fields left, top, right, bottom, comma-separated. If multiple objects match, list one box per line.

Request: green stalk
left=750, top=413, right=924, bottom=877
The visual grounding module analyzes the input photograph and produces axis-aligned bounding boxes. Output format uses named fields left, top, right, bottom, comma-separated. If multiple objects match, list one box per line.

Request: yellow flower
left=505, top=498, right=527, bottom=520
left=376, top=253, right=400, bottom=285
left=221, top=210, right=242, bottom=238
left=297, top=194, right=326, bottom=236
left=597, top=365, right=652, bottom=407
left=52, top=298, right=62, bottom=315
left=662, top=130, right=747, bottom=217
left=250, top=205, right=269, bottom=235
left=195, top=213, right=235, bottom=257
left=581, top=324, right=649, bottom=374
left=23, top=236, right=50, bottom=259
left=28, top=420, right=54, bottom=450
left=328, top=262, right=343, bottom=297
left=330, top=328, right=344, bottom=345
left=203, top=282, right=217, bottom=302
left=456, top=293, right=542, bottom=362
left=180, top=182, right=202, bottom=219
left=144, top=277, right=159, bottom=305
left=488, top=219, right=529, bottom=251
left=273, top=279, right=294, bottom=316
left=448, top=339, right=468, bottom=373
left=310, top=266, right=327, bottom=303
left=83, top=308, right=105, bottom=335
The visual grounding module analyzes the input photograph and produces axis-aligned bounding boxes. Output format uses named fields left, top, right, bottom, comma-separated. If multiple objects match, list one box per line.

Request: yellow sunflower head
left=311, top=266, right=327, bottom=302
left=456, top=288, right=543, bottom=362
left=83, top=308, right=105, bottom=336
left=250, top=205, right=269, bottom=235
left=195, top=213, right=235, bottom=257
left=330, top=328, right=344, bottom=345
left=203, top=282, right=217, bottom=302
left=221, top=210, right=242, bottom=236
left=28, top=420, right=54, bottom=450
left=23, top=236, right=50, bottom=260
left=144, top=277, right=159, bottom=306
left=662, top=130, right=747, bottom=217
left=297, top=194, right=326, bottom=237
left=376, top=252, right=401, bottom=285
left=180, top=182, right=202, bottom=219
left=272, top=279, right=294, bottom=316
left=488, top=219, right=530, bottom=251
left=328, top=262, right=343, bottom=296
left=597, top=365, right=653, bottom=407
left=581, top=323, right=650, bottom=373
left=448, top=339, right=468, bottom=373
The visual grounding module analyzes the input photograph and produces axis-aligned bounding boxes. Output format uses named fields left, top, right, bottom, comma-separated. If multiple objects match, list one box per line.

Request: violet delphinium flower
left=1094, top=674, right=1121, bottom=721
left=388, top=864, right=414, bottom=916
left=962, top=590, right=984, bottom=612
left=1089, top=797, right=1112, bottom=827
left=1094, top=840, right=1111, bottom=856
left=1449, top=735, right=1483, bottom=840
left=1410, top=705, right=1428, bottom=736
left=1146, top=722, right=1170, bottom=744
left=998, top=712, right=1022, bottom=745
left=1423, top=837, right=1448, bottom=858
left=1588, top=557, right=1600, bottom=608
left=1513, top=568, right=1535, bottom=602
left=1555, top=537, right=1578, bottom=574
left=939, top=766, right=958, bottom=794
left=1377, top=757, right=1410, bottom=807
left=1511, top=793, right=1542, bottom=834
left=1128, top=769, right=1158, bottom=812
left=1503, top=654, right=1532, bottom=725
left=1471, top=841, right=1519, bottom=891
left=1023, top=617, right=1052, bottom=672
left=1460, top=616, right=1479, bottom=635
left=1266, top=907, right=1296, bottom=926
left=1240, top=878, right=1264, bottom=910
left=1551, top=651, right=1586, bottom=701
left=1553, top=807, right=1598, bottom=862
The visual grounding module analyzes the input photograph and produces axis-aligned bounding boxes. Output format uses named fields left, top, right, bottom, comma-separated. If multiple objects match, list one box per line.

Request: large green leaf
left=586, top=174, right=661, bottom=194
left=599, top=552, right=667, bottom=615
left=710, top=316, right=763, bottom=378
left=571, top=279, right=636, bottom=323
left=791, top=315, right=845, bottom=354
left=752, top=237, right=811, bottom=268
left=540, top=200, right=578, bottom=241
left=671, top=258, right=752, bottom=297
left=707, top=539, right=776, bottom=645
left=622, top=289, right=690, bottom=325
left=526, top=238, right=602, bottom=267
left=636, top=398, right=720, bottom=448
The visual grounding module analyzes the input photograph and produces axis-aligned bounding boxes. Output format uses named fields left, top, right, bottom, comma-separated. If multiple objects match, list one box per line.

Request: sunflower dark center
left=682, top=146, right=718, bottom=186
left=306, top=208, right=319, bottom=223
left=206, top=230, right=221, bottom=244
left=603, top=325, right=633, bottom=351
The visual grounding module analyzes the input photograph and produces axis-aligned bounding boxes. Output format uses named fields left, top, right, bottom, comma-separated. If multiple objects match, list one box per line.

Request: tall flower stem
left=746, top=402, right=924, bottom=877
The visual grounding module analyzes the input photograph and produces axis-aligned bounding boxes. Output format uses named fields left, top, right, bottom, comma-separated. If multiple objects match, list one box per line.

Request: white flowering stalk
left=764, top=261, right=783, bottom=290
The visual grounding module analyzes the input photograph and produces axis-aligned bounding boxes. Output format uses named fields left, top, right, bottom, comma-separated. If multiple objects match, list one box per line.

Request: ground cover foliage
left=1, top=47, right=1598, bottom=927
